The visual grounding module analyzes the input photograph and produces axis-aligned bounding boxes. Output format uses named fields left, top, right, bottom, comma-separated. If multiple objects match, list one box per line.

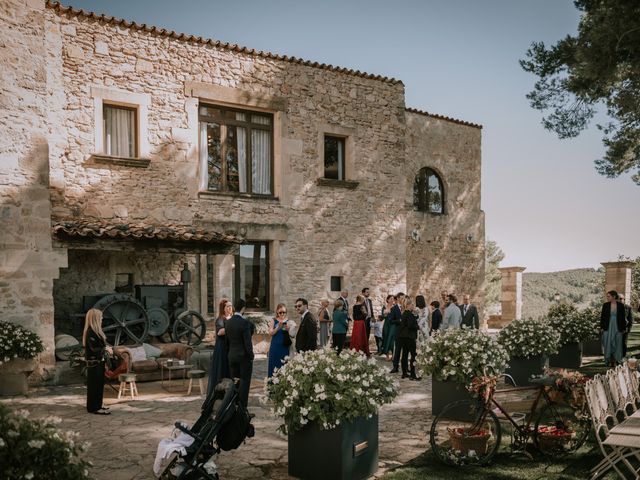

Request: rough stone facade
left=1, top=1, right=485, bottom=380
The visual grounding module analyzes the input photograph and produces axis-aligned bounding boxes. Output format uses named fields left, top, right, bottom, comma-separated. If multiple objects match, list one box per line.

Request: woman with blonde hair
left=267, top=302, right=292, bottom=377
left=318, top=299, right=331, bottom=347
left=83, top=308, right=112, bottom=415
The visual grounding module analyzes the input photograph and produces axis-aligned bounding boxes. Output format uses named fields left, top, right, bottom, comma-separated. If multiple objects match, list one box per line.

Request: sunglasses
left=277, top=311, right=287, bottom=315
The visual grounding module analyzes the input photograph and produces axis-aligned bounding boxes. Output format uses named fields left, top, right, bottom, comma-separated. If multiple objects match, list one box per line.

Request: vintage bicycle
left=429, top=374, right=591, bottom=466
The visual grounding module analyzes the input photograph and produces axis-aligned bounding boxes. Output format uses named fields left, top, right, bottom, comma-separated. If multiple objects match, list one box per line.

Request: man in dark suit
left=362, top=287, right=374, bottom=340
left=294, top=297, right=317, bottom=352
left=389, top=292, right=405, bottom=373
left=619, top=294, right=634, bottom=356
left=225, top=298, right=254, bottom=408
left=460, top=294, right=480, bottom=329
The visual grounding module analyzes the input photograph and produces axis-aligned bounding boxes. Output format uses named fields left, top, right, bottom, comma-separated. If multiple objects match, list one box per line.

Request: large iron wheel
left=172, top=310, right=206, bottom=346
left=147, top=307, right=171, bottom=338
left=93, top=294, right=150, bottom=346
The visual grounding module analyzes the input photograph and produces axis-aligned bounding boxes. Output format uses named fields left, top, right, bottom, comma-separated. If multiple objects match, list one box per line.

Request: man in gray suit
left=460, top=294, right=480, bottom=329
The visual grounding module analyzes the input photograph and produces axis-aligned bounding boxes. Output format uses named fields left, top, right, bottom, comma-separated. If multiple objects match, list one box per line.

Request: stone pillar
left=499, top=267, right=526, bottom=323
left=601, top=261, right=635, bottom=303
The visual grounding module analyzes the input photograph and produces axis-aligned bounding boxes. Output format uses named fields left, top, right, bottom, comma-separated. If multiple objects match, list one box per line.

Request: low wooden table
left=160, top=361, right=193, bottom=390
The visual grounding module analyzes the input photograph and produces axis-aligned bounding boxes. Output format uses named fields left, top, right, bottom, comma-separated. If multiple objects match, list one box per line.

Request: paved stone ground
left=1, top=355, right=432, bottom=480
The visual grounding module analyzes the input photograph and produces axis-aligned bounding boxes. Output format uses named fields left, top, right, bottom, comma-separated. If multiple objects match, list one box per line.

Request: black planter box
left=431, top=378, right=473, bottom=416
left=288, top=415, right=378, bottom=480
left=582, top=336, right=603, bottom=356
left=505, top=355, right=547, bottom=386
left=549, top=342, right=583, bottom=369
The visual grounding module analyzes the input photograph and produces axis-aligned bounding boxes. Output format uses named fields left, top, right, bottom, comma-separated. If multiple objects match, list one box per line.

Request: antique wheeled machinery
left=82, top=264, right=206, bottom=346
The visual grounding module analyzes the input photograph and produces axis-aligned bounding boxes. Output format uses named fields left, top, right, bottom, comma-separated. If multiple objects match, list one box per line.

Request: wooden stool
left=117, top=373, right=138, bottom=400
left=187, top=369, right=206, bottom=396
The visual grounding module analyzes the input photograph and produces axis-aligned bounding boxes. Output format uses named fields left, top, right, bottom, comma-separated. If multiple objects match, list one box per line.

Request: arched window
left=413, top=167, right=444, bottom=214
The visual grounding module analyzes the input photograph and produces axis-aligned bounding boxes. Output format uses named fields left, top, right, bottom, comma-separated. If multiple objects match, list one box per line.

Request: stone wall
left=53, top=250, right=197, bottom=336
left=405, top=112, right=485, bottom=309
left=0, top=0, right=67, bottom=377
left=46, top=8, right=411, bottom=313
left=2, top=2, right=486, bottom=386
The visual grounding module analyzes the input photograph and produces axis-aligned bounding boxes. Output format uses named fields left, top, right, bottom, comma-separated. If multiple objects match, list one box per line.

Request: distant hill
left=521, top=268, right=604, bottom=319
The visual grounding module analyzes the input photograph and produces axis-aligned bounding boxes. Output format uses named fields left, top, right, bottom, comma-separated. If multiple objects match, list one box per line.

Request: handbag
left=282, top=329, right=292, bottom=347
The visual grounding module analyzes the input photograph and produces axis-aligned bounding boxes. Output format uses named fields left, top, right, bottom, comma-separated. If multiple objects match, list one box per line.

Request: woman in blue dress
left=207, top=299, right=232, bottom=397
left=601, top=290, right=626, bottom=367
left=268, top=303, right=291, bottom=377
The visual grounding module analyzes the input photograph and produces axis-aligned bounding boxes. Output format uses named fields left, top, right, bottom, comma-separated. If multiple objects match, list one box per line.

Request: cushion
left=128, top=346, right=147, bottom=362
left=131, top=359, right=158, bottom=372
left=142, top=342, right=163, bottom=360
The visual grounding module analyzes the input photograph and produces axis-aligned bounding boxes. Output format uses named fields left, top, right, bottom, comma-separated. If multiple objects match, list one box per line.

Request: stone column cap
left=601, top=261, right=636, bottom=269
left=498, top=266, right=527, bottom=273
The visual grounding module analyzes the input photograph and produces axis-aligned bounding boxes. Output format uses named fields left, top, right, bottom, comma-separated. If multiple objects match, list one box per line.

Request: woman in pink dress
left=350, top=295, right=370, bottom=356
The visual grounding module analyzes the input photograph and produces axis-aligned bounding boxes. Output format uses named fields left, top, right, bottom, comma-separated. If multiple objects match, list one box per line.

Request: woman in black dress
left=207, top=299, right=232, bottom=397
left=82, top=308, right=112, bottom=415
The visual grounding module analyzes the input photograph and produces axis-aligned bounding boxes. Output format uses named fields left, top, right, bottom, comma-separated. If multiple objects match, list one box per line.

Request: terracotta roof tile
left=405, top=107, right=482, bottom=129
left=52, top=218, right=244, bottom=245
left=47, top=1, right=403, bottom=86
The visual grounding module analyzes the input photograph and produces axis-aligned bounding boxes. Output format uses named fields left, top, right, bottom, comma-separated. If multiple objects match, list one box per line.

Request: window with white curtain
left=198, top=105, right=273, bottom=195
left=103, top=104, right=137, bottom=158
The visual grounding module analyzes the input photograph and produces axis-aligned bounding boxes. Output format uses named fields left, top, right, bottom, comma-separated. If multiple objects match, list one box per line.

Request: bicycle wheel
left=534, top=402, right=590, bottom=455
left=430, top=399, right=501, bottom=466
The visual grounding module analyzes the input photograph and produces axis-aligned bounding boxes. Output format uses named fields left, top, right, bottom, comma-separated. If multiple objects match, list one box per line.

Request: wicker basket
left=537, top=427, right=574, bottom=451
left=447, top=427, right=490, bottom=455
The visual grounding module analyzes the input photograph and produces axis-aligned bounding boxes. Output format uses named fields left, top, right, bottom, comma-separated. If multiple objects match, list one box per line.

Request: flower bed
left=546, top=304, right=593, bottom=346
left=264, top=348, right=398, bottom=434
left=417, top=328, right=509, bottom=384
left=498, top=317, right=560, bottom=359
left=0, top=321, right=44, bottom=364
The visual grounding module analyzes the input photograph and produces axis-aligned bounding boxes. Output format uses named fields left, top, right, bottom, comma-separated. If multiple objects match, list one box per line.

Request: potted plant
left=264, top=348, right=398, bottom=480
left=0, top=321, right=44, bottom=395
left=579, top=307, right=603, bottom=356
left=546, top=305, right=593, bottom=369
left=498, top=318, right=560, bottom=385
left=417, top=328, right=509, bottom=415
left=0, top=404, right=91, bottom=479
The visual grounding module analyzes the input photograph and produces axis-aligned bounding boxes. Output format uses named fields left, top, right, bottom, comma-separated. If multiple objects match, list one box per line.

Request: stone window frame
left=90, top=87, right=151, bottom=167
left=184, top=82, right=285, bottom=200
left=316, top=124, right=359, bottom=189
left=413, top=166, right=445, bottom=215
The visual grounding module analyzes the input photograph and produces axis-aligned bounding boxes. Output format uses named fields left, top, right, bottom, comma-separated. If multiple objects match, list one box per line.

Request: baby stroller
left=156, top=378, right=255, bottom=479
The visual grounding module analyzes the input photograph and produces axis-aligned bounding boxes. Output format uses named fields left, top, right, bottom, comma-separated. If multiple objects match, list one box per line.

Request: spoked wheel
left=430, top=399, right=501, bottom=466
left=534, top=402, right=590, bottom=456
left=93, top=294, right=150, bottom=346
left=172, top=310, right=206, bottom=346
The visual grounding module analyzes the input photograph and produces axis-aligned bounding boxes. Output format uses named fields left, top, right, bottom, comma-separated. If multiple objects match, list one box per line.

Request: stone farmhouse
left=1, top=0, right=484, bottom=378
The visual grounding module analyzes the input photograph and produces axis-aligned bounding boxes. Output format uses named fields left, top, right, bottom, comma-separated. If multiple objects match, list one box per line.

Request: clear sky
left=63, top=0, right=640, bottom=272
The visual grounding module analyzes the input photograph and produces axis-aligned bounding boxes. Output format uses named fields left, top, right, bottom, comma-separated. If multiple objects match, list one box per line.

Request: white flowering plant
left=0, top=404, right=91, bottom=480
left=547, top=311, right=594, bottom=346
left=498, top=317, right=561, bottom=359
left=264, top=348, right=398, bottom=434
left=0, top=321, right=44, bottom=365
left=578, top=306, right=601, bottom=340
left=417, top=328, right=509, bottom=384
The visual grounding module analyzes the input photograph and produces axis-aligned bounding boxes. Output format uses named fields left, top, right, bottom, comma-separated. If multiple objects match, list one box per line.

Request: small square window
left=103, top=104, right=137, bottom=157
left=330, top=276, right=343, bottom=292
left=324, top=135, right=345, bottom=180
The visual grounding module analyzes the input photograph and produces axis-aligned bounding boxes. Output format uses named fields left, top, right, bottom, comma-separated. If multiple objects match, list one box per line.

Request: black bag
left=103, top=351, right=118, bottom=371
left=217, top=404, right=253, bottom=451
left=282, top=329, right=292, bottom=347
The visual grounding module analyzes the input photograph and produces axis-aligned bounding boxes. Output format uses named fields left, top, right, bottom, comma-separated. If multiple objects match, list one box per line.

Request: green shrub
left=0, top=404, right=91, bottom=480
